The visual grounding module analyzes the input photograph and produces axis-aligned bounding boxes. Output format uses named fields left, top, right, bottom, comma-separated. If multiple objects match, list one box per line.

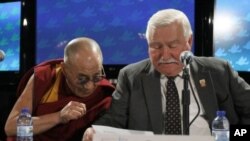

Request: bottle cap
left=216, top=110, right=226, bottom=117
left=21, top=107, right=30, bottom=113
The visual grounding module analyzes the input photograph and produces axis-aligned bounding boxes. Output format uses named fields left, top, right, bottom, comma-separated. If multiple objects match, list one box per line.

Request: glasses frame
left=76, top=66, right=106, bottom=86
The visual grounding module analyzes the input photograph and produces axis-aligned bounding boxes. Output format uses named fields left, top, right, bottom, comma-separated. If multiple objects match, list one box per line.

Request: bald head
left=62, top=37, right=104, bottom=97
left=64, top=37, right=103, bottom=66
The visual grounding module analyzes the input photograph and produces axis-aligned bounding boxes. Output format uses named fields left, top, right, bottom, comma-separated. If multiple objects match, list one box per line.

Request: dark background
left=0, top=0, right=250, bottom=140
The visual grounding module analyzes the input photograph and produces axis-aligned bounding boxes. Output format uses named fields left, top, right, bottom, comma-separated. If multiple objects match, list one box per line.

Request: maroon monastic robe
left=7, top=59, right=115, bottom=141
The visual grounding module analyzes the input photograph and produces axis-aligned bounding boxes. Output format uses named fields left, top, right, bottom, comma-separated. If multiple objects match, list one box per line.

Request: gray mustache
left=158, top=58, right=178, bottom=64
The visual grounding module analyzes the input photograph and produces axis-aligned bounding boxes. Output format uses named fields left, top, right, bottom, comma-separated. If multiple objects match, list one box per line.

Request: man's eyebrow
left=78, top=73, right=88, bottom=77
left=168, top=39, right=179, bottom=44
left=149, top=42, right=160, bottom=46
left=78, top=72, right=102, bottom=77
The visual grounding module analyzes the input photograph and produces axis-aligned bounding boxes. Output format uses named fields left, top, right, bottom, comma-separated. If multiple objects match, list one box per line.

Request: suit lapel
left=141, top=67, right=163, bottom=134
left=190, top=58, right=218, bottom=125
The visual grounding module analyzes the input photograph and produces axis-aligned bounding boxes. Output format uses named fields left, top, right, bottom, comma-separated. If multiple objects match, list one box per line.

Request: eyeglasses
left=76, top=66, right=106, bottom=85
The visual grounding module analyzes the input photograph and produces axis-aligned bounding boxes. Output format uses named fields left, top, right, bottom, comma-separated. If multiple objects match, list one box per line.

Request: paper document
left=92, top=125, right=154, bottom=135
left=92, top=125, right=215, bottom=141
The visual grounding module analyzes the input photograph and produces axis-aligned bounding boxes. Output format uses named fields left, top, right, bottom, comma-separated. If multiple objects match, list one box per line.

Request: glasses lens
left=78, top=76, right=89, bottom=85
left=93, top=75, right=104, bottom=83
left=78, top=75, right=104, bottom=85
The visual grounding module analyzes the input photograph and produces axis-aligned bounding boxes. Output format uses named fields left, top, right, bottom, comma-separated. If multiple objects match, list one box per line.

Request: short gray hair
left=146, top=9, right=192, bottom=40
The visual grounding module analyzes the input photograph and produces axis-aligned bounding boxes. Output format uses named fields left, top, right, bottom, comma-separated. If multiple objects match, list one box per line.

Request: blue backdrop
left=0, top=1, right=20, bottom=71
left=36, top=0, right=195, bottom=65
left=214, top=0, right=250, bottom=72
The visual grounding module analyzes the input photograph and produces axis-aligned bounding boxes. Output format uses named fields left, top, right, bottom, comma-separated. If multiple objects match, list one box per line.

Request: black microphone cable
left=188, top=76, right=201, bottom=127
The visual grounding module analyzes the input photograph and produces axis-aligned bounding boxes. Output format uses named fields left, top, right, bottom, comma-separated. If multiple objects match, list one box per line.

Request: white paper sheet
left=92, top=125, right=214, bottom=141
left=92, top=125, right=154, bottom=135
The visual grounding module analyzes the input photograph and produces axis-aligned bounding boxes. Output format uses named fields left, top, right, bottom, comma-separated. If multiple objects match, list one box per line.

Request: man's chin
left=76, top=91, right=93, bottom=98
left=158, top=66, right=181, bottom=76
left=159, top=63, right=178, bottom=70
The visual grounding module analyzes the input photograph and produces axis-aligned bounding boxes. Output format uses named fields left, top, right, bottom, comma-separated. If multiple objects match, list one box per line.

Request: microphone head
left=0, top=50, right=5, bottom=62
left=180, top=51, right=193, bottom=66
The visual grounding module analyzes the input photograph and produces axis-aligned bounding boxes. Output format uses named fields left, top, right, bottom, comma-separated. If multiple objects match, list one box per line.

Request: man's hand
left=82, top=127, right=95, bottom=141
left=60, top=101, right=87, bottom=123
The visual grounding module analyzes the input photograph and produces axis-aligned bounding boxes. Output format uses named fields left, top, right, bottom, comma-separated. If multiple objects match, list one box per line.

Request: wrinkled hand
left=60, top=101, right=86, bottom=123
left=82, top=127, right=95, bottom=141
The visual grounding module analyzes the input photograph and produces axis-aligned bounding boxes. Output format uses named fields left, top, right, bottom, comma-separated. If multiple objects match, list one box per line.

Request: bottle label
left=212, top=130, right=229, bottom=141
left=17, top=126, right=33, bottom=136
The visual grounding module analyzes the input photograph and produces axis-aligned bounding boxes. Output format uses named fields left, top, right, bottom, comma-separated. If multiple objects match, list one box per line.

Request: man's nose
left=162, top=45, right=171, bottom=57
left=84, top=81, right=95, bottom=90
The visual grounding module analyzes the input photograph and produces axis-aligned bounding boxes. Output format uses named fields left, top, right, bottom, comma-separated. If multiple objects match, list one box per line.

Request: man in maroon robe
left=5, top=37, right=115, bottom=141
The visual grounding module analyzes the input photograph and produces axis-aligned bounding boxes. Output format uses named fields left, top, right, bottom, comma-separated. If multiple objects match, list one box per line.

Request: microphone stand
left=182, top=66, right=190, bottom=135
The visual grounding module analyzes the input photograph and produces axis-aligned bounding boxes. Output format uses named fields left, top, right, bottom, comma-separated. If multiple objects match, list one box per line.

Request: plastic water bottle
left=212, top=111, right=229, bottom=141
left=16, top=108, right=33, bottom=141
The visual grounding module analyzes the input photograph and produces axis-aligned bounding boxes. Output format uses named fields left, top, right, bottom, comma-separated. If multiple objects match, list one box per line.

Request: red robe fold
left=8, top=59, right=115, bottom=141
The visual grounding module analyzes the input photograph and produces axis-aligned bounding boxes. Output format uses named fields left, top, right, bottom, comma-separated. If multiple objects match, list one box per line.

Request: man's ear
left=187, top=34, right=193, bottom=50
left=61, top=62, right=66, bottom=74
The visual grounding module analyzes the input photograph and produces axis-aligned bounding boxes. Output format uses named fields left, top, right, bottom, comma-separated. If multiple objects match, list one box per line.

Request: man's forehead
left=73, top=62, right=102, bottom=73
left=76, top=67, right=103, bottom=77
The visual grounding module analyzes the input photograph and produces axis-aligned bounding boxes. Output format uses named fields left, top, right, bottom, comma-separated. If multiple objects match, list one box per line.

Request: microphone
left=180, top=50, right=193, bottom=135
left=180, top=51, right=193, bottom=66
left=0, top=50, right=5, bottom=62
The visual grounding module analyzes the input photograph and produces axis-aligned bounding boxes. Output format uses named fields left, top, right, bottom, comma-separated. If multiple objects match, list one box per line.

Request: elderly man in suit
left=82, top=9, right=250, bottom=141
